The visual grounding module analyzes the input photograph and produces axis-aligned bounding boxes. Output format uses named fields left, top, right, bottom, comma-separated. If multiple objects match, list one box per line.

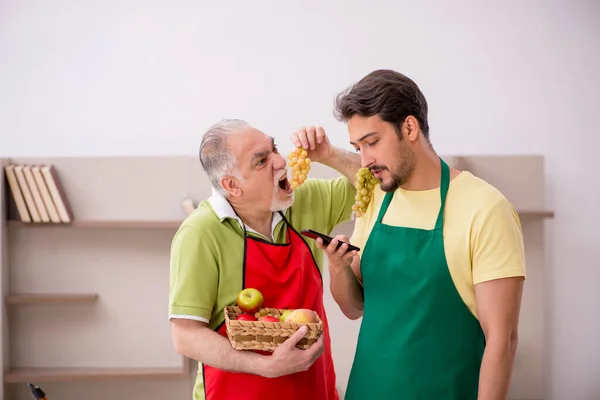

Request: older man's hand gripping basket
left=224, top=288, right=323, bottom=352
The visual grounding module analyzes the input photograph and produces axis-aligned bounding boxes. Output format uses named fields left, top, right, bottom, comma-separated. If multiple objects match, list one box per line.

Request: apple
left=258, top=315, right=280, bottom=323
left=279, top=309, right=293, bottom=322
left=284, top=309, right=319, bottom=324
left=236, top=288, right=264, bottom=314
left=236, top=313, right=257, bottom=321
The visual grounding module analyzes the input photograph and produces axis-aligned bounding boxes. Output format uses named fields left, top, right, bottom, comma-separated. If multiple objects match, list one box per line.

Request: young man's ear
left=403, top=116, right=420, bottom=142
left=221, top=176, right=242, bottom=197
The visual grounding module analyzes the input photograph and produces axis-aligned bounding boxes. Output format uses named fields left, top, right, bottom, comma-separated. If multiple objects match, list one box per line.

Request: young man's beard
left=379, top=145, right=416, bottom=192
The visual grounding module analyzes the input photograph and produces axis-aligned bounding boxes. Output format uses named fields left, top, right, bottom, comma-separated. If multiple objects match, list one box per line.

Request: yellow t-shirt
left=350, top=170, right=526, bottom=320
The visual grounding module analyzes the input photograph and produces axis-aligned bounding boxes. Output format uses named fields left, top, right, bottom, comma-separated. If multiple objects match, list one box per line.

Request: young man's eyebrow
left=350, top=132, right=378, bottom=145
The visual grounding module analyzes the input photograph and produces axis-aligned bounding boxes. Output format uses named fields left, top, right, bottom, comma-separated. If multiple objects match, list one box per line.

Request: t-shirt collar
left=208, top=187, right=284, bottom=237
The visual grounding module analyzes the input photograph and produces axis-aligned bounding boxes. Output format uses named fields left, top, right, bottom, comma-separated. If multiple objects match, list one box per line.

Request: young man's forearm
left=321, top=147, right=361, bottom=187
left=172, top=320, right=271, bottom=377
left=477, top=335, right=518, bottom=400
left=329, top=264, right=364, bottom=320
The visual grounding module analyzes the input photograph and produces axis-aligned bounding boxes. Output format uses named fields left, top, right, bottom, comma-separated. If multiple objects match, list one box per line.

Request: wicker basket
left=224, top=306, right=323, bottom=352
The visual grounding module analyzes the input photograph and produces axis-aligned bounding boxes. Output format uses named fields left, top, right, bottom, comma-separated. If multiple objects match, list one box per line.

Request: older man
left=168, top=119, right=361, bottom=400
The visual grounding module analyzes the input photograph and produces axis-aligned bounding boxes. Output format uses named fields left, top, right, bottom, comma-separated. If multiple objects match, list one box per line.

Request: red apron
left=203, top=211, right=338, bottom=400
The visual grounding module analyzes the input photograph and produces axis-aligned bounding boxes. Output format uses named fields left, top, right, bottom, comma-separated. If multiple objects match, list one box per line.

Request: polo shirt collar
left=208, top=187, right=285, bottom=238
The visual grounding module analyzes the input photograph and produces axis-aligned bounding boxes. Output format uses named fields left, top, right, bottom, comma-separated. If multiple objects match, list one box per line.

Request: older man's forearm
left=321, top=147, right=361, bottom=186
left=172, top=319, right=269, bottom=376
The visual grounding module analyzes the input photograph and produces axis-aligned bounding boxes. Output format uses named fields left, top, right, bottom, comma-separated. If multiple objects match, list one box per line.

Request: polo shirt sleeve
left=297, top=176, right=356, bottom=233
left=168, top=225, right=218, bottom=322
left=471, top=196, right=527, bottom=285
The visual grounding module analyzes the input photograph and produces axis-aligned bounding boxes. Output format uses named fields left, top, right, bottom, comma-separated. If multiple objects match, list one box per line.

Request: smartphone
left=300, top=229, right=360, bottom=252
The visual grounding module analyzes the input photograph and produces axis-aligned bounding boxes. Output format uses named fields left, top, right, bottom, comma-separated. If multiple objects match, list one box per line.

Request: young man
left=168, top=119, right=361, bottom=400
left=319, top=69, right=526, bottom=400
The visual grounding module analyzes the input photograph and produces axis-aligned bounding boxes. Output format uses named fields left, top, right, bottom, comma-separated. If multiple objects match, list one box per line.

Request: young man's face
left=226, top=127, right=294, bottom=211
left=348, top=114, right=416, bottom=192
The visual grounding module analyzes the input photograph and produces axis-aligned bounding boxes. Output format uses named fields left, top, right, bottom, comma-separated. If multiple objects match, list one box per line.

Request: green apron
left=345, top=159, right=485, bottom=400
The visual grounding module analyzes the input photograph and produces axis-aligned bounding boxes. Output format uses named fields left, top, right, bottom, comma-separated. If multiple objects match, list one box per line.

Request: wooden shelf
left=517, top=210, right=554, bottom=218
left=0, top=155, right=552, bottom=399
left=6, top=220, right=182, bottom=229
left=4, top=366, right=187, bottom=383
left=6, top=293, right=98, bottom=305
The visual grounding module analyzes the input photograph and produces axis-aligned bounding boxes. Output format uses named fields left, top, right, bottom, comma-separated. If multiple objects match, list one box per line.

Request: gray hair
left=199, top=119, right=249, bottom=196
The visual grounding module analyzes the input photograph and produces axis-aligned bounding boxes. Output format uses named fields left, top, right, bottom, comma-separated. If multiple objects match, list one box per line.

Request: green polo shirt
left=168, top=176, right=356, bottom=331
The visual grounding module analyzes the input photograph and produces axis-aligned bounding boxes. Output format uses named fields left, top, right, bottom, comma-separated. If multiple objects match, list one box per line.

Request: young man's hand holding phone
left=301, top=229, right=360, bottom=276
left=302, top=229, right=364, bottom=317
left=300, top=229, right=360, bottom=253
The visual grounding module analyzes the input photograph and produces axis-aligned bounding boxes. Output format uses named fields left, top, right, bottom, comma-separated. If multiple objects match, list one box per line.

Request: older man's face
left=228, top=127, right=294, bottom=212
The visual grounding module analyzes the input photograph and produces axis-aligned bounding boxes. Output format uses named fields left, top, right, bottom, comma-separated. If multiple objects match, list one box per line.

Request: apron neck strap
left=434, top=158, right=450, bottom=230
left=375, top=157, right=451, bottom=228
left=377, top=191, right=394, bottom=223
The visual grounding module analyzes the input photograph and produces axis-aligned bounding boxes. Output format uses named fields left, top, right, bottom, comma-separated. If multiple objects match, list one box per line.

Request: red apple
left=258, top=315, right=280, bottom=323
left=236, top=288, right=264, bottom=314
left=236, top=313, right=257, bottom=321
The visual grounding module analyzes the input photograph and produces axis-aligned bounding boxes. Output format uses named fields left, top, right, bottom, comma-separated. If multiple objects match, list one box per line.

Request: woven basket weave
left=224, top=306, right=323, bottom=352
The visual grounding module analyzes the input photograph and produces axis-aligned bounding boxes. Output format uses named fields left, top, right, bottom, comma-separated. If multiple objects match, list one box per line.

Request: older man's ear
left=221, top=176, right=242, bottom=197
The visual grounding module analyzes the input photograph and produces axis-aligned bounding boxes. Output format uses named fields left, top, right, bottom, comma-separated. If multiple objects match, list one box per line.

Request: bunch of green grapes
left=287, top=147, right=311, bottom=189
left=352, top=168, right=378, bottom=218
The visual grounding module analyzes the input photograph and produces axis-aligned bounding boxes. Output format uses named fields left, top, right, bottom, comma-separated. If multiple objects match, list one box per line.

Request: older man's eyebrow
left=249, top=137, right=277, bottom=165
left=251, top=150, right=270, bottom=162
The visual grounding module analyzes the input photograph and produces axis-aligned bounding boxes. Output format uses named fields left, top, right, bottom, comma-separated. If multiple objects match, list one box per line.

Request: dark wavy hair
left=334, top=69, right=430, bottom=140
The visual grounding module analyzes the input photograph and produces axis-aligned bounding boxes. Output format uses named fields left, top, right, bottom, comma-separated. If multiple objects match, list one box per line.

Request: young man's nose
left=361, top=152, right=375, bottom=169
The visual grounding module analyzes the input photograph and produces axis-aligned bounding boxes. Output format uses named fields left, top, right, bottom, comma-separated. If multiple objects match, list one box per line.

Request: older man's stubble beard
left=270, top=192, right=294, bottom=212
left=270, top=170, right=294, bottom=212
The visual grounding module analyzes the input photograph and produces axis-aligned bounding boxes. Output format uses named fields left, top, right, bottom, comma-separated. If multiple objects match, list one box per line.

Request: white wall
left=1, top=1, right=598, bottom=399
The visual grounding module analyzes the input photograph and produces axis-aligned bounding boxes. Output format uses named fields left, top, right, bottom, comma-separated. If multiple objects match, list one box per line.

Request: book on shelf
left=4, top=163, right=74, bottom=223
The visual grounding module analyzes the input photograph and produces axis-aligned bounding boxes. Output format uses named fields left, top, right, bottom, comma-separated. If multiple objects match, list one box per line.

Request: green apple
left=279, top=309, right=293, bottom=322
